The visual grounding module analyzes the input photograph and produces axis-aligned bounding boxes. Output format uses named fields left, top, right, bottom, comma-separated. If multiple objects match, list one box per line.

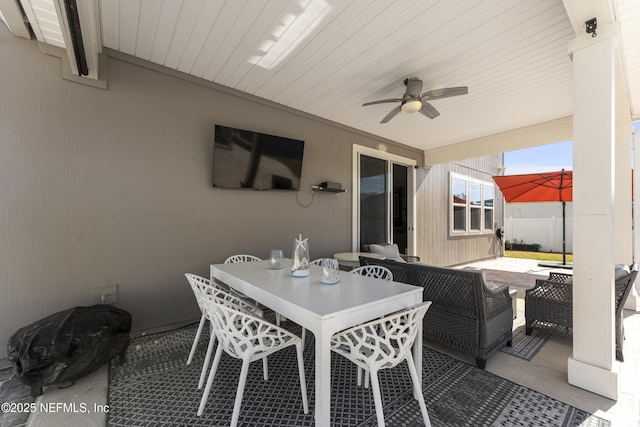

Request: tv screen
left=213, top=125, right=305, bottom=190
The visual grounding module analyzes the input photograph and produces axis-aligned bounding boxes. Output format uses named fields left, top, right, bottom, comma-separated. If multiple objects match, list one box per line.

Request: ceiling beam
left=0, top=0, right=30, bottom=39
left=423, top=116, right=573, bottom=166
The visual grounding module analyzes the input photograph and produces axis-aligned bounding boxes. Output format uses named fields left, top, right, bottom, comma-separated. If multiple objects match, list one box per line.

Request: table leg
left=315, top=329, right=332, bottom=427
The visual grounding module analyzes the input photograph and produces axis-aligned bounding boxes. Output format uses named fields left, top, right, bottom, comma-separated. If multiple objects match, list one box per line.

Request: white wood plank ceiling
left=8, top=0, right=640, bottom=151
left=95, top=0, right=578, bottom=151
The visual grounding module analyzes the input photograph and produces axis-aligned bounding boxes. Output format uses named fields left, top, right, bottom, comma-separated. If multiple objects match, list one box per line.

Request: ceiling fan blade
left=419, top=102, right=440, bottom=119
left=422, top=86, right=468, bottom=100
left=380, top=105, right=402, bottom=123
left=363, top=99, right=402, bottom=106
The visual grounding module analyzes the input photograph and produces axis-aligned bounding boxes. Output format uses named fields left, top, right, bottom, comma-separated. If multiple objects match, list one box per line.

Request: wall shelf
left=312, top=185, right=346, bottom=193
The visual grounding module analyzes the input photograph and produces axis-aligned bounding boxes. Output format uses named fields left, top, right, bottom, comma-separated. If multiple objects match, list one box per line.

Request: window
left=450, top=173, right=494, bottom=235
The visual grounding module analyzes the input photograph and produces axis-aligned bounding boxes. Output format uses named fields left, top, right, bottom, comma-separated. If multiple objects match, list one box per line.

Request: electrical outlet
left=90, top=284, right=118, bottom=305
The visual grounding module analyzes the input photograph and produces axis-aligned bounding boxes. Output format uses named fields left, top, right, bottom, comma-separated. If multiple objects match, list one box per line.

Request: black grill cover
left=7, top=305, right=131, bottom=395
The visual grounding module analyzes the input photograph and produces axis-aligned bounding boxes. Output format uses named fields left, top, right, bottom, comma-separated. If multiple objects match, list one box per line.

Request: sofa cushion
left=368, top=243, right=406, bottom=263
left=615, top=264, right=630, bottom=280
left=463, top=267, right=500, bottom=290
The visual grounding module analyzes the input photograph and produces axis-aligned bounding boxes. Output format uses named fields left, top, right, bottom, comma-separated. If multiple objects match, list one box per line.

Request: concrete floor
left=15, top=257, right=640, bottom=426
left=453, top=257, right=640, bottom=426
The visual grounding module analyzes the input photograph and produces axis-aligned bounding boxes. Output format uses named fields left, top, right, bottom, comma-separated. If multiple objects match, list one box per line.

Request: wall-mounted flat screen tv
left=213, top=125, right=305, bottom=190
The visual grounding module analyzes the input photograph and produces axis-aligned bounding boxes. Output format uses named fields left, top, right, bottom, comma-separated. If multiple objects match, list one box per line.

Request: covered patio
left=1, top=0, right=640, bottom=425
left=2, top=258, right=637, bottom=426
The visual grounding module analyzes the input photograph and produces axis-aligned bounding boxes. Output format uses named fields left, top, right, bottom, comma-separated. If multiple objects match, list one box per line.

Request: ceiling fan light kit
left=363, top=77, right=468, bottom=124
left=401, top=99, right=422, bottom=113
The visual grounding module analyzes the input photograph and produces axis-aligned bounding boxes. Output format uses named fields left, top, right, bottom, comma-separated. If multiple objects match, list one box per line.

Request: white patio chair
left=185, top=273, right=217, bottom=367
left=185, top=273, right=264, bottom=389
left=350, top=265, right=393, bottom=281
left=310, top=258, right=339, bottom=269
left=224, top=254, right=261, bottom=264
left=197, top=296, right=309, bottom=426
left=223, top=254, right=264, bottom=306
left=349, top=264, right=394, bottom=386
left=331, top=301, right=432, bottom=427
left=226, top=254, right=306, bottom=346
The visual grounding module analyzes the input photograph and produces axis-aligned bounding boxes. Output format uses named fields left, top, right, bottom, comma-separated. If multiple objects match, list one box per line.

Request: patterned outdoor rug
left=107, top=323, right=608, bottom=427
left=500, top=325, right=551, bottom=361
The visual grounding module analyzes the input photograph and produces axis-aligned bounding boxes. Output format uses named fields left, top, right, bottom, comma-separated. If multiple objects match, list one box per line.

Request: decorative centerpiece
left=291, top=233, right=310, bottom=277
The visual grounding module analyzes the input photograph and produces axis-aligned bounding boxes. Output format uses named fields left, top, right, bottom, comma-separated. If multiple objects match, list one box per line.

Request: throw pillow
left=615, top=264, right=630, bottom=280
left=368, top=243, right=406, bottom=263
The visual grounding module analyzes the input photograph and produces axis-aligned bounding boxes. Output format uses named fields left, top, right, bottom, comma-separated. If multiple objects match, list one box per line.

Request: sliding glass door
left=392, top=163, right=409, bottom=254
left=355, top=148, right=413, bottom=254
left=359, top=155, right=388, bottom=247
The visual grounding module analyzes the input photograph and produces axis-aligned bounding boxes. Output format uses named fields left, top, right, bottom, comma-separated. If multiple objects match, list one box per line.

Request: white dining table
left=210, top=259, right=423, bottom=427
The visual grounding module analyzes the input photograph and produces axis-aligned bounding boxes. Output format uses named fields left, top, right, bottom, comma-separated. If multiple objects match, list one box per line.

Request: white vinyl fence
left=505, top=217, right=573, bottom=253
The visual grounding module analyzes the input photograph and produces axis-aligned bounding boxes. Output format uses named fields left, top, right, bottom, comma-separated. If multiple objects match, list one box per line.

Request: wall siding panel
left=416, top=155, right=504, bottom=266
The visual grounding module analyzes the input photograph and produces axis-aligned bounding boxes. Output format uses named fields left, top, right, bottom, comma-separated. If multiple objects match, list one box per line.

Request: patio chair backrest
left=350, top=265, right=393, bottom=281
left=185, top=273, right=215, bottom=313
left=202, top=295, right=297, bottom=360
left=310, top=258, right=339, bottom=269
left=187, top=273, right=262, bottom=317
left=331, top=301, right=431, bottom=371
left=224, top=254, right=261, bottom=264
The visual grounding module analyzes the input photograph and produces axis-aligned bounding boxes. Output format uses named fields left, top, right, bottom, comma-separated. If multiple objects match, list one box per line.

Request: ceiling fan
left=363, top=77, right=468, bottom=124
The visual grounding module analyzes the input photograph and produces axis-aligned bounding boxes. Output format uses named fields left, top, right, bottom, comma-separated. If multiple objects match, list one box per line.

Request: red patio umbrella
left=493, top=169, right=572, bottom=265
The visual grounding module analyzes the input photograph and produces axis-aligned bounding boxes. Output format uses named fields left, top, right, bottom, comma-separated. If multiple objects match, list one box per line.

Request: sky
left=503, top=121, right=640, bottom=175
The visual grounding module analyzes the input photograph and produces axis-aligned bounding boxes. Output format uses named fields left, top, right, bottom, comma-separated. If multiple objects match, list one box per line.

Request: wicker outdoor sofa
left=359, top=256, right=513, bottom=369
left=525, top=263, right=638, bottom=361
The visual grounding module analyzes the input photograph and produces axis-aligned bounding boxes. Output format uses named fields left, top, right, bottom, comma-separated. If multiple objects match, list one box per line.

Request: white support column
left=615, top=125, right=633, bottom=266
left=617, top=125, right=636, bottom=310
left=568, top=31, right=619, bottom=399
left=631, top=131, right=640, bottom=310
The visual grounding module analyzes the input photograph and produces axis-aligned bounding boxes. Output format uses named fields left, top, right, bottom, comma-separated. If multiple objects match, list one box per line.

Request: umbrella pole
left=562, top=200, right=566, bottom=265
